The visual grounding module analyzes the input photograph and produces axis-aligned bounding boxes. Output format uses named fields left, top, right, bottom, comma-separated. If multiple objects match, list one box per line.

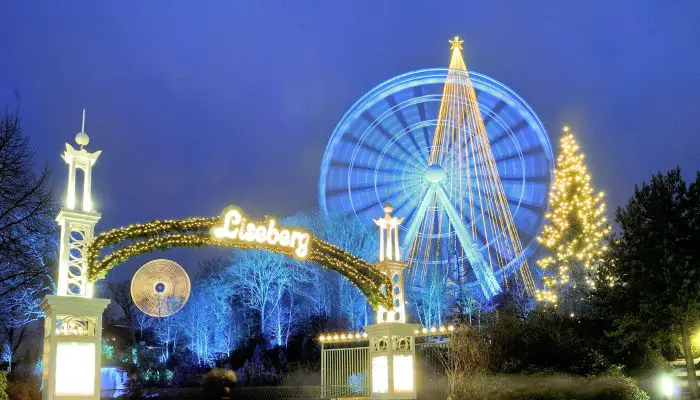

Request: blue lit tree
left=409, top=266, right=449, bottom=328
left=153, top=296, right=183, bottom=362
left=180, top=260, right=243, bottom=365
left=228, top=250, right=293, bottom=346
left=284, top=210, right=377, bottom=330
left=0, top=113, right=56, bottom=373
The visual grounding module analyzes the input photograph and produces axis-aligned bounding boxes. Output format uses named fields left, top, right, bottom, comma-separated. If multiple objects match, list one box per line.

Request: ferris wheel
left=319, top=45, right=554, bottom=299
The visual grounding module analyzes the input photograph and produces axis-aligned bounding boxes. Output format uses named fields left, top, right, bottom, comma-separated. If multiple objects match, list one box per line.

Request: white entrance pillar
left=367, top=204, right=418, bottom=399
left=41, top=296, right=110, bottom=399
left=42, top=110, right=110, bottom=400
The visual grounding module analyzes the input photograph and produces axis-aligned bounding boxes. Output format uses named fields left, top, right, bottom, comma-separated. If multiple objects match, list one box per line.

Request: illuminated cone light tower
left=41, top=110, right=110, bottom=400
left=366, top=204, right=419, bottom=399
left=401, top=37, right=536, bottom=297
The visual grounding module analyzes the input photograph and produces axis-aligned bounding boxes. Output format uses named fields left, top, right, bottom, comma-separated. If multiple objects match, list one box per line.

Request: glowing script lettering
left=211, top=207, right=311, bottom=258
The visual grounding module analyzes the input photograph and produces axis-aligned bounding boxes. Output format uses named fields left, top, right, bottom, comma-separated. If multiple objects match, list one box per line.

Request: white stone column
left=41, top=296, right=110, bottom=400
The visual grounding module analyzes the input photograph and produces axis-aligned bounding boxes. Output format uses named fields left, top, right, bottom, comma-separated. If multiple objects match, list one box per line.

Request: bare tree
left=0, top=113, right=56, bottom=371
left=229, top=250, right=291, bottom=341
left=105, top=280, right=137, bottom=344
left=0, top=113, right=55, bottom=300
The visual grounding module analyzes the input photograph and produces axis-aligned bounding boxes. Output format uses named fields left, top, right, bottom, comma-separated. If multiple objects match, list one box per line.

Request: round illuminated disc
left=131, top=259, right=191, bottom=317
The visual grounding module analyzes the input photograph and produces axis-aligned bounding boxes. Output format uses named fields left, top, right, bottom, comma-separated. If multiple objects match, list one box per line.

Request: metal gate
left=320, top=339, right=449, bottom=399
left=321, top=343, right=371, bottom=397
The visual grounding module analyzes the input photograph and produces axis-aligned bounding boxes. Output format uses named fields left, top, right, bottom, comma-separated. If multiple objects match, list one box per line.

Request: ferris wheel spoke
left=362, top=111, right=414, bottom=159
left=489, top=118, right=528, bottom=148
left=325, top=180, right=397, bottom=199
left=507, top=197, right=545, bottom=214
left=391, top=193, right=417, bottom=222
left=342, top=133, right=405, bottom=164
left=468, top=184, right=545, bottom=216
left=480, top=100, right=507, bottom=127
left=440, top=188, right=499, bottom=247
left=330, top=160, right=404, bottom=176
left=352, top=182, right=414, bottom=218
left=434, top=183, right=501, bottom=298
left=400, top=187, right=434, bottom=253
left=468, top=144, right=544, bottom=172
left=414, top=87, right=433, bottom=149
left=500, top=175, right=549, bottom=183
left=386, top=96, right=424, bottom=158
left=493, top=145, right=545, bottom=165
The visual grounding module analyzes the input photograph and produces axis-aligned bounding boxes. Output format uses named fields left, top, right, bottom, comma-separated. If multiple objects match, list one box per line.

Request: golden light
left=449, top=35, right=464, bottom=51
left=536, top=128, right=609, bottom=305
left=211, top=207, right=311, bottom=259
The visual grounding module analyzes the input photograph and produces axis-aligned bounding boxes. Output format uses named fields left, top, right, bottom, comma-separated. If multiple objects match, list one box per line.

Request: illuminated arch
left=85, top=208, right=393, bottom=308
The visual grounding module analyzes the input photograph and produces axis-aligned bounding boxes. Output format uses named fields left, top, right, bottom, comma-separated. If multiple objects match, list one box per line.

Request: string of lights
left=413, top=36, right=535, bottom=294
left=535, top=127, right=609, bottom=304
left=86, top=212, right=394, bottom=309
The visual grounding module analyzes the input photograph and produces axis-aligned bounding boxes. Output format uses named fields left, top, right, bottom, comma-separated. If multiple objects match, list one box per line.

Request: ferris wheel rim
left=318, top=67, right=554, bottom=282
left=319, top=67, right=553, bottom=218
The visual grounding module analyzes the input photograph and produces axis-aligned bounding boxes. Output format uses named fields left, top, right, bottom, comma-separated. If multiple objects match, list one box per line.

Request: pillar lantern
left=42, top=110, right=110, bottom=400
left=366, top=204, right=418, bottom=399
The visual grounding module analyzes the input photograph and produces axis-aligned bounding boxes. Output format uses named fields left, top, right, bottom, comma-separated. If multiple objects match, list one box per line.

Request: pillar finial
left=75, top=108, right=90, bottom=149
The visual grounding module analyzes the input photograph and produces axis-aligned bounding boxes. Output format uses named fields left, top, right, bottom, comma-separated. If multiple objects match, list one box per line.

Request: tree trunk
left=681, top=322, right=698, bottom=399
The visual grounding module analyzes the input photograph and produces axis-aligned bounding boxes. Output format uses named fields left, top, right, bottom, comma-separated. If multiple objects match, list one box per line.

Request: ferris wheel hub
left=425, top=164, right=446, bottom=183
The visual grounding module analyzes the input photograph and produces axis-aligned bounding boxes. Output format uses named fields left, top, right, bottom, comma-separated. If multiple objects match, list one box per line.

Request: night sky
left=1, top=1, right=699, bottom=281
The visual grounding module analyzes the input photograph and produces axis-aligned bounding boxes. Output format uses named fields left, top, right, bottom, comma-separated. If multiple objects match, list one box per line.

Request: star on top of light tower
left=449, top=35, right=464, bottom=51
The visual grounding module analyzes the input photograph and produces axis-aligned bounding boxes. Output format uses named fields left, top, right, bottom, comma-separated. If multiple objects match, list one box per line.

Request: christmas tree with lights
left=535, top=127, right=610, bottom=312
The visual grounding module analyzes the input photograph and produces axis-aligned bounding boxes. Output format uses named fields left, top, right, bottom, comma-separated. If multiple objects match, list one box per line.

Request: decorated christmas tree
left=535, top=127, right=609, bottom=311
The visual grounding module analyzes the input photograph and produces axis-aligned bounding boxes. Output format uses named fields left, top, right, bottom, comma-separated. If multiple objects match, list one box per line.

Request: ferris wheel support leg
left=400, top=187, right=435, bottom=256
left=434, top=184, right=501, bottom=298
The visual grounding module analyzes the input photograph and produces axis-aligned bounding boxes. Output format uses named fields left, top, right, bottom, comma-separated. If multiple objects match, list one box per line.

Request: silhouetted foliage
left=593, top=168, right=700, bottom=397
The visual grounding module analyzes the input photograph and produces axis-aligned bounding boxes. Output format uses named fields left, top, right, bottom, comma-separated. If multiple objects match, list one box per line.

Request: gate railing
left=320, top=338, right=449, bottom=398
left=321, top=343, right=371, bottom=397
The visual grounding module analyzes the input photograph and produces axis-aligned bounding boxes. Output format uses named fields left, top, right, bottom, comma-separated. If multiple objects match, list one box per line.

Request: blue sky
left=1, top=1, right=698, bottom=279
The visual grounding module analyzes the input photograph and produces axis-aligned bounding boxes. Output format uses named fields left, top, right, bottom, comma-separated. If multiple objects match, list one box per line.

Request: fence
left=320, top=343, right=371, bottom=397
left=229, top=385, right=368, bottom=399
left=415, top=340, right=449, bottom=398
left=319, top=338, right=449, bottom=399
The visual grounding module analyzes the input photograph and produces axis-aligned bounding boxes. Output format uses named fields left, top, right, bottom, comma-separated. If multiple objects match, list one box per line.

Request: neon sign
left=211, top=207, right=311, bottom=258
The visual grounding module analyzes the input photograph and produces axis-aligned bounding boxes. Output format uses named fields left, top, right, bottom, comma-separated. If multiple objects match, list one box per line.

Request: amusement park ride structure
left=320, top=37, right=554, bottom=300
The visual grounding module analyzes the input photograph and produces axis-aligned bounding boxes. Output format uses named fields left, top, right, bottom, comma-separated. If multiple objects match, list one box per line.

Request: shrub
left=0, top=372, right=7, bottom=400
left=449, top=373, right=649, bottom=400
left=5, top=378, right=39, bottom=400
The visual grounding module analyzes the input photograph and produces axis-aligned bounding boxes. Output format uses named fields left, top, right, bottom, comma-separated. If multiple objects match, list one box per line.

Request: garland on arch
left=85, top=215, right=393, bottom=309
